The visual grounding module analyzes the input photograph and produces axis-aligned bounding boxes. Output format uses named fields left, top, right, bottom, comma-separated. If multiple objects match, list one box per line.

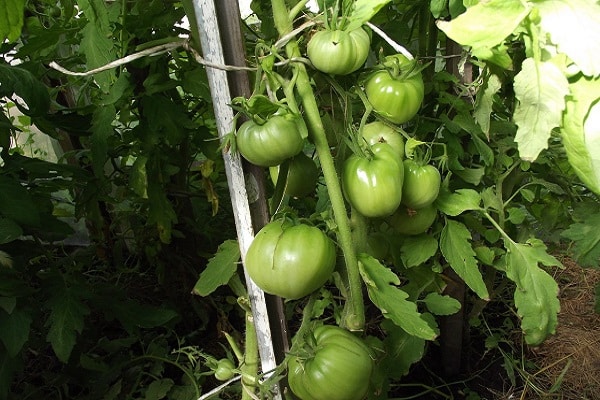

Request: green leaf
left=0, top=176, right=40, bottom=227
left=506, top=207, right=528, bottom=225
left=513, top=58, right=569, bottom=161
left=474, top=73, right=501, bottom=137
left=535, top=0, right=600, bottom=77
left=0, top=297, right=16, bottom=314
left=399, top=235, right=438, bottom=268
left=0, top=0, right=25, bottom=42
left=0, top=309, right=31, bottom=357
left=146, top=178, right=177, bottom=244
left=358, top=254, right=437, bottom=340
left=436, top=0, right=530, bottom=53
left=430, top=0, right=448, bottom=19
left=192, top=240, right=240, bottom=296
left=0, top=350, right=20, bottom=400
left=0, top=64, right=50, bottom=117
left=503, top=238, right=561, bottom=346
left=0, top=217, right=22, bottom=245
left=130, top=156, right=149, bottom=198
left=78, top=0, right=116, bottom=93
left=440, top=220, right=489, bottom=300
left=561, top=213, right=600, bottom=268
left=435, top=188, right=481, bottom=216
left=561, top=76, right=600, bottom=195
left=381, top=320, right=425, bottom=379
left=144, top=379, right=174, bottom=400
left=90, top=105, right=115, bottom=177
left=423, top=292, right=461, bottom=316
left=45, top=286, right=90, bottom=363
left=346, top=0, right=392, bottom=31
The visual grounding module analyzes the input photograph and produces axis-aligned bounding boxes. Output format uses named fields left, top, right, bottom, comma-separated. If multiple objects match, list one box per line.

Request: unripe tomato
left=342, top=143, right=404, bottom=218
left=307, top=27, right=371, bottom=75
left=288, top=325, right=373, bottom=400
left=401, top=160, right=441, bottom=209
left=269, top=152, right=319, bottom=197
left=365, top=55, right=424, bottom=124
left=388, top=204, right=437, bottom=235
left=236, top=114, right=305, bottom=167
left=245, top=220, right=336, bottom=299
left=360, top=121, right=405, bottom=158
left=214, top=358, right=236, bottom=381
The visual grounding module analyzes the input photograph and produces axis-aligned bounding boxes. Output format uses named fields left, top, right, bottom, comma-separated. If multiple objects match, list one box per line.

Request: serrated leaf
left=45, top=287, right=90, bottom=363
left=474, top=73, right=501, bottom=137
left=400, top=235, right=438, bottom=268
left=192, top=240, right=240, bottom=296
left=513, top=59, right=569, bottom=161
left=0, top=176, right=40, bottom=227
left=507, top=207, right=527, bottom=225
left=440, top=220, right=489, bottom=299
left=0, top=0, right=25, bottom=42
left=436, top=0, right=529, bottom=52
left=0, top=309, right=31, bottom=357
left=346, top=0, right=392, bottom=31
left=144, top=378, right=174, bottom=400
left=561, top=76, right=600, bottom=195
left=90, top=105, right=115, bottom=177
left=0, top=63, right=50, bottom=117
left=561, top=214, right=600, bottom=268
left=0, top=217, right=22, bottom=245
left=435, top=188, right=481, bottom=216
left=503, top=238, right=561, bottom=346
left=423, top=292, right=461, bottom=316
left=535, top=0, right=600, bottom=77
left=358, top=254, right=437, bottom=340
left=381, top=320, right=425, bottom=379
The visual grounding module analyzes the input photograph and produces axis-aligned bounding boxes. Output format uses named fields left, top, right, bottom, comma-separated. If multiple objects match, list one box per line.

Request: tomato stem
left=271, top=0, right=365, bottom=331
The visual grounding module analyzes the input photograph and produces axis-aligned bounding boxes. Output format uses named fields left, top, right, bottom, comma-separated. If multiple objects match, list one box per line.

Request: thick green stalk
left=240, top=299, right=259, bottom=400
left=271, top=0, right=365, bottom=330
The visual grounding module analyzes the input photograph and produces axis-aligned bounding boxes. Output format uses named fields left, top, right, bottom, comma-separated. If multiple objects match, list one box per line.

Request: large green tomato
left=269, top=152, right=319, bottom=198
left=342, top=143, right=404, bottom=217
left=236, top=114, right=305, bottom=167
left=245, top=220, right=336, bottom=299
left=401, top=160, right=441, bottom=209
left=288, top=325, right=373, bottom=400
left=365, top=55, right=424, bottom=124
left=360, top=121, right=405, bottom=158
left=307, top=27, right=370, bottom=75
left=388, top=204, right=437, bottom=235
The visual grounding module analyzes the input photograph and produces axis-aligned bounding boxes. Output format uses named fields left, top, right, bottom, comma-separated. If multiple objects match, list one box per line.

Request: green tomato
left=365, top=55, right=424, bottom=124
left=214, top=358, right=236, bottom=381
left=245, top=220, right=336, bottom=299
left=307, top=27, right=371, bottom=75
left=269, top=152, right=319, bottom=198
left=288, top=325, right=373, bottom=400
left=360, top=121, right=405, bottom=158
left=236, top=114, right=305, bottom=167
left=342, top=143, right=404, bottom=218
left=388, top=204, right=437, bottom=235
left=401, top=160, right=441, bottom=209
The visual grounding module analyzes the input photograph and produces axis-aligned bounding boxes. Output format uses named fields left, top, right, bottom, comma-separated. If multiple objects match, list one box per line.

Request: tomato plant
left=360, top=121, right=405, bottom=158
left=388, top=204, right=437, bottom=236
left=307, top=27, right=370, bottom=75
left=365, top=55, right=424, bottom=124
left=236, top=113, right=305, bottom=167
left=401, top=159, right=441, bottom=209
left=214, top=358, right=236, bottom=381
left=342, top=143, right=404, bottom=217
left=245, top=220, right=336, bottom=299
left=288, top=325, right=373, bottom=400
left=269, top=152, right=319, bottom=197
